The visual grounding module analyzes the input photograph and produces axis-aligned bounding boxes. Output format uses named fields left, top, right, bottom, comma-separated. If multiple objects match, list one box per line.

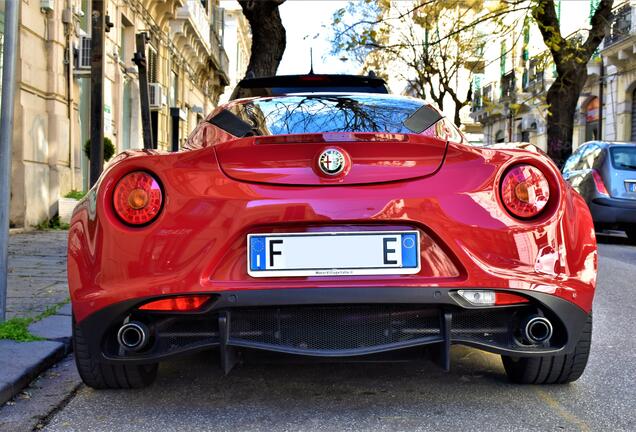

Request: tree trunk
left=238, top=0, right=287, bottom=79
left=545, top=66, right=587, bottom=167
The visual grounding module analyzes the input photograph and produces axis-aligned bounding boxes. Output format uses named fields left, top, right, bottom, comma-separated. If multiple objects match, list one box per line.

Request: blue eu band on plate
left=248, top=231, right=420, bottom=277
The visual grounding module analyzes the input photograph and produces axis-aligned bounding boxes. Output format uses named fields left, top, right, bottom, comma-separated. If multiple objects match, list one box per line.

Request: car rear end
left=68, top=94, right=596, bottom=386
left=589, top=144, right=636, bottom=241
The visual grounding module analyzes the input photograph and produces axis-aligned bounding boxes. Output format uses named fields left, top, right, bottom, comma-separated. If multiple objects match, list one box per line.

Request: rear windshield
left=610, top=146, right=636, bottom=170
left=216, top=95, right=441, bottom=136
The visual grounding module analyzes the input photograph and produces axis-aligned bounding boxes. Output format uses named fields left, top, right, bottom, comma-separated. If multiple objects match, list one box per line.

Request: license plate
left=627, top=181, right=636, bottom=193
left=247, top=231, right=420, bottom=277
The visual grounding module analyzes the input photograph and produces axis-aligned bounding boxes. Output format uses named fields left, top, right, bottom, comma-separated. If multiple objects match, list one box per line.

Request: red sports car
left=68, top=94, right=597, bottom=389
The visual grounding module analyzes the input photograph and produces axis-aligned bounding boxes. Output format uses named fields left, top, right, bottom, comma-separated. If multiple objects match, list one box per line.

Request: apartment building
left=470, top=0, right=619, bottom=152
left=219, top=0, right=251, bottom=103
left=9, top=0, right=234, bottom=227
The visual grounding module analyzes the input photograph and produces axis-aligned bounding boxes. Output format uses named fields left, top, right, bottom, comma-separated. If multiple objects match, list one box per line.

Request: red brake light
left=494, top=292, right=530, bottom=305
left=113, top=171, right=163, bottom=225
left=500, top=164, right=550, bottom=219
left=591, top=169, right=609, bottom=195
left=139, top=295, right=211, bottom=311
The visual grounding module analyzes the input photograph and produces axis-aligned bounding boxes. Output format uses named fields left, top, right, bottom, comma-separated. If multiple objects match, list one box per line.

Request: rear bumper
left=77, top=287, right=589, bottom=370
left=590, top=197, right=636, bottom=226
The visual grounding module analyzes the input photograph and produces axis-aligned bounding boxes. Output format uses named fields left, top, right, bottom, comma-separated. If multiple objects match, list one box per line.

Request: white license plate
left=247, top=231, right=420, bottom=277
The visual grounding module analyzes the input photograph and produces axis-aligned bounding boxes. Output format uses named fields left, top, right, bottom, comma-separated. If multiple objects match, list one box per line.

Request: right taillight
left=113, top=171, right=163, bottom=225
left=500, top=164, right=550, bottom=219
left=591, top=169, right=609, bottom=195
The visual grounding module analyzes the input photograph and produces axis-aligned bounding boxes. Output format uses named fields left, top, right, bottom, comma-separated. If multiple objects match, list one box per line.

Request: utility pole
left=0, top=0, right=20, bottom=322
left=133, top=33, right=154, bottom=149
left=89, top=0, right=106, bottom=187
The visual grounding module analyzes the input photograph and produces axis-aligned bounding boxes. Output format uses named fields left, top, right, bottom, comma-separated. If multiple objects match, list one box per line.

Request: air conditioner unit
left=76, top=36, right=91, bottom=70
left=149, top=84, right=164, bottom=110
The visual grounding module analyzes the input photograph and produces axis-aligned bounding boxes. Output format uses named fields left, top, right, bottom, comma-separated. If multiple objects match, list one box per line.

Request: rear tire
left=502, top=313, right=592, bottom=384
left=73, top=317, right=158, bottom=389
left=626, top=227, right=636, bottom=245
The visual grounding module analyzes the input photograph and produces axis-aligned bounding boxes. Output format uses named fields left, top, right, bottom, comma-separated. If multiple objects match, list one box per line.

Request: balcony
left=604, top=2, right=633, bottom=48
left=175, top=0, right=212, bottom=53
left=470, top=83, right=495, bottom=123
left=602, top=2, right=636, bottom=65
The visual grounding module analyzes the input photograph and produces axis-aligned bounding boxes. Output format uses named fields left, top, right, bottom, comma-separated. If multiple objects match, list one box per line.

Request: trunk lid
left=214, top=133, right=448, bottom=186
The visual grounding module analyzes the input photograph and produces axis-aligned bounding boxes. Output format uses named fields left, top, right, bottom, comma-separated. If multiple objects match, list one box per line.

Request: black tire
left=626, top=227, right=636, bottom=245
left=73, top=317, right=158, bottom=389
left=502, top=313, right=592, bottom=384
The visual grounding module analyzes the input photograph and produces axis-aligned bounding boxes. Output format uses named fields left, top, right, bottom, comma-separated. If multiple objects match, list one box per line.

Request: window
left=170, top=71, right=178, bottom=107
left=147, top=47, right=158, bottom=83
left=610, top=146, right=636, bottom=171
left=495, top=130, right=505, bottom=143
left=119, top=15, right=133, bottom=66
left=221, top=95, right=440, bottom=136
left=577, top=144, right=602, bottom=170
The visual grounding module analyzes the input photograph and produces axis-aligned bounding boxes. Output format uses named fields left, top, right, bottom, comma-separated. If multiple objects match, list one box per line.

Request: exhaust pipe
left=521, top=315, right=553, bottom=344
left=117, top=321, right=149, bottom=352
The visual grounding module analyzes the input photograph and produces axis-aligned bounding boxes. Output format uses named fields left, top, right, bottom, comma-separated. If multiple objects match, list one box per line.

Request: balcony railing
left=604, top=2, right=633, bottom=47
left=176, top=0, right=212, bottom=52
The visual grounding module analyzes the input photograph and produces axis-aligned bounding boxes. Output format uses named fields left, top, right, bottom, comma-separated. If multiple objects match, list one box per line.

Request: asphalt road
left=16, top=239, right=636, bottom=431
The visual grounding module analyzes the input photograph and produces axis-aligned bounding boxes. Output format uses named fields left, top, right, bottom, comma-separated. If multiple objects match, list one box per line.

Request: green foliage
left=36, top=215, right=70, bottom=231
left=0, top=301, right=68, bottom=342
left=64, top=190, right=86, bottom=200
left=0, top=317, right=42, bottom=342
left=84, top=137, right=115, bottom=162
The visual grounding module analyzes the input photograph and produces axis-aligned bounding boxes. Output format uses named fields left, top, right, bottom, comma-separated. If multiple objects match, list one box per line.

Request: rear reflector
left=139, top=295, right=211, bottom=311
left=457, top=290, right=529, bottom=306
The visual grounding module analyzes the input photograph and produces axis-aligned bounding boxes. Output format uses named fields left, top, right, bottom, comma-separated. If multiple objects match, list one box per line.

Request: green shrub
left=64, top=190, right=86, bottom=200
left=84, top=137, right=115, bottom=162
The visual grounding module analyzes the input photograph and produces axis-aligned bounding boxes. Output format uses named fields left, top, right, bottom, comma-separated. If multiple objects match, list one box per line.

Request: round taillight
left=113, top=171, right=163, bottom=225
left=500, top=164, right=550, bottom=219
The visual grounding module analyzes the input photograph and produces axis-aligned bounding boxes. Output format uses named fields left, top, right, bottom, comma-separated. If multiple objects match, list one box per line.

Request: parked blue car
left=562, top=141, right=636, bottom=243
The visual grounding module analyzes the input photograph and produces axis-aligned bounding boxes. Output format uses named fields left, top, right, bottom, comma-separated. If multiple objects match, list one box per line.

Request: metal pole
left=0, top=0, right=20, bottom=322
left=133, top=33, right=153, bottom=150
left=598, top=58, right=604, bottom=140
left=89, top=0, right=105, bottom=187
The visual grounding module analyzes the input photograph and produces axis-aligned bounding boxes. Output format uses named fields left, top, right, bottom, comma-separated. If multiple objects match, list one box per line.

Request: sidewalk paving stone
left=28, top=315, right=72, bottom=345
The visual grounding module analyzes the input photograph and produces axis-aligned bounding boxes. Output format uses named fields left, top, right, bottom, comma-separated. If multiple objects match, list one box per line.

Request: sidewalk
left=1, top=231, right=72, bottom=406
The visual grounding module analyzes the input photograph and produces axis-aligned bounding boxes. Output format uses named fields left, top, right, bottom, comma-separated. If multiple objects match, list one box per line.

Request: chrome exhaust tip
left=522, top=316, right=553, bottom=344
left=117, top=321, right=149, bottom=351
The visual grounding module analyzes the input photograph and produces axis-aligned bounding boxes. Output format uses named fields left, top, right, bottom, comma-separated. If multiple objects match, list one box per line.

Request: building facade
left=9, top=0, right=235, bottom=228
left=470, top=0, right=636, bottom=156
left=470, top=1, right=602, bottom=151
left=219, top=0, right=250, bottom=103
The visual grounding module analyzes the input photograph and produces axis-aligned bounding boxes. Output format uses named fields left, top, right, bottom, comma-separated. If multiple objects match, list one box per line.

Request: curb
left=0, top=312, right=73, bottom=406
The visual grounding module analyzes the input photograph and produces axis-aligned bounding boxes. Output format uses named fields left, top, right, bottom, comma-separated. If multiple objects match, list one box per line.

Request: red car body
left=68, top=94, right=597, bottom=388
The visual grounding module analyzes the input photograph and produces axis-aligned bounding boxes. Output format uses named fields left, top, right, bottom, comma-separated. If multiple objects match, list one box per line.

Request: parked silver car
left=562, top=141, right=636, bottom=243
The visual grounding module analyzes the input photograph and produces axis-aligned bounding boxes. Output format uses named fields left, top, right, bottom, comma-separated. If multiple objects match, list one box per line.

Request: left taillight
left=113, top=171, right=163, bottom=225
left=500, top=164, right=550, bottom=219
